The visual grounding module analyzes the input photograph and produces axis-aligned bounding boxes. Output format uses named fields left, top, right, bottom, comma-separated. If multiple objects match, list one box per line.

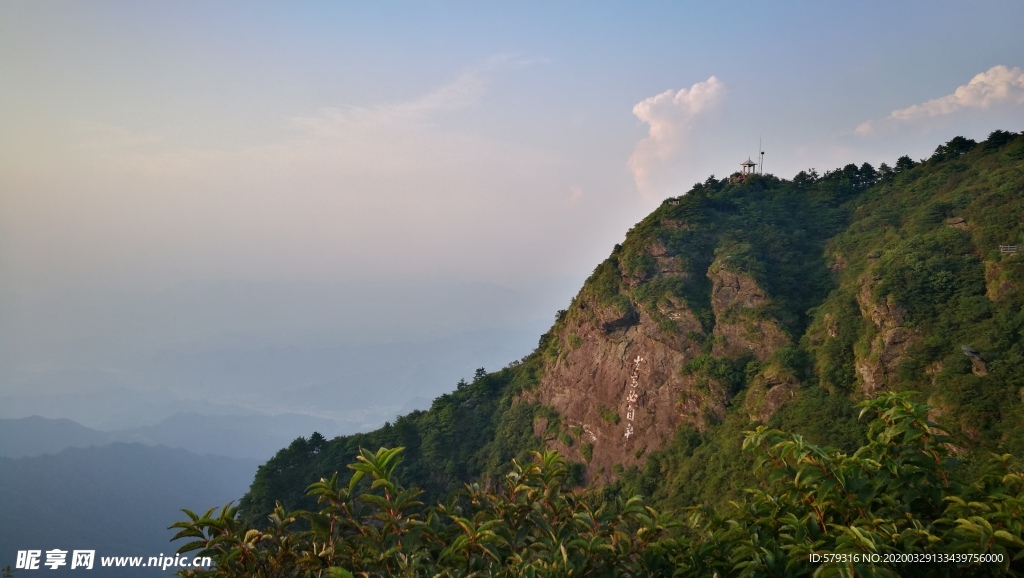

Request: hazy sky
left=2, top=1, right=1023, bottom=422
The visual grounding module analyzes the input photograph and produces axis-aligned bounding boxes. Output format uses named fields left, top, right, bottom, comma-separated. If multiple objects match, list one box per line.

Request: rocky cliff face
left=525, top=241, right=794, bottom=483
left=853, top=272, right=917, bottom=396
left=707, top=261, right=790, bottom=361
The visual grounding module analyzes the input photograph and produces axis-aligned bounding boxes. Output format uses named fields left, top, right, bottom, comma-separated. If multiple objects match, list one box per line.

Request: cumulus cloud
left=628, top=76, right=724, bottom=197
left=856, top=65, right=1024, bottom=135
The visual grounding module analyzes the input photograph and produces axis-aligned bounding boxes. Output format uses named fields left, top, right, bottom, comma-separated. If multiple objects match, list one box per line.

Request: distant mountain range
left=0, top=443, right=259, bottom=577
left=0, top=413, right=358, bottom=461
left=0, top=414, right=364, bottom=569
left=0, top=414, right=335, bottom=574
left=0, top=416, right=113, bottom=458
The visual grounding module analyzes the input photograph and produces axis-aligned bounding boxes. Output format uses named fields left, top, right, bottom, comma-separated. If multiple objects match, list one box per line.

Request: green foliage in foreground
left=171, top=394, right=1024, bottom=577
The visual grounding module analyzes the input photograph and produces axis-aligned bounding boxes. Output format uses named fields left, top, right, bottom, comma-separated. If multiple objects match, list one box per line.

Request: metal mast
left=759, top=136, right=765, bottom=175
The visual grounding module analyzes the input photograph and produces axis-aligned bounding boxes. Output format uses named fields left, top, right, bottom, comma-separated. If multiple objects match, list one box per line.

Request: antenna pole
left=758, top=136, right=763, bottom=175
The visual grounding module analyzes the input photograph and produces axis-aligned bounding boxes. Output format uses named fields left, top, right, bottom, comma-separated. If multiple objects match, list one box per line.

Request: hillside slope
left=238, top=131, right=1024, bottom=524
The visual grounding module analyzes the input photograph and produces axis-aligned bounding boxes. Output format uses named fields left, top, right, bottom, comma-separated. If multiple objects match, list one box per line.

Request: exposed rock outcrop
left=743, top=366, right=800, bottom=423
left=649, top=242, right=687, bottom=279
left=854, top=274, right=918, bottom=395
left=528, top=252, right=793, bottom=483
left=961, top=345, right=988, bottom=377
left=945, top=216, right=970, bottom=230
left=985, top=259, right=1018, bottom=301
left=527, top=293, right=717, bottom=484
left=708, top=261, right=789, bottom=361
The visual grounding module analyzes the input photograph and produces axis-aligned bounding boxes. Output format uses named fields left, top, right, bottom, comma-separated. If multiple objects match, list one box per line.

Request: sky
left=2, top=1, right=1023, bottom=428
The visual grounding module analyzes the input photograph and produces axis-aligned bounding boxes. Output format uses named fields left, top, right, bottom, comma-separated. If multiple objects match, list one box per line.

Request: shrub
left=597, top=404, right=620, bottom=425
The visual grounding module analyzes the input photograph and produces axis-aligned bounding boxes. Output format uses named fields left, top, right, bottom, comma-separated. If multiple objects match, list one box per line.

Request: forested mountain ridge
left=237, top=130, right=1024, bottom=527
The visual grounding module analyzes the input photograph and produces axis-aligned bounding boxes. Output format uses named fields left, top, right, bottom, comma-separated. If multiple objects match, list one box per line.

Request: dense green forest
left=172, top=131, right=1024, bottom=575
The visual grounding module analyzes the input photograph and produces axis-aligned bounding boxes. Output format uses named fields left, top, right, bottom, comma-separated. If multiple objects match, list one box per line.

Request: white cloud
left=628, top=76, right=724, bottom=198
left=856, top=65, right=1024, bottom=135
left=288, top=53, right=539, bottom=138
left=290, top=68, right=486, bottom=137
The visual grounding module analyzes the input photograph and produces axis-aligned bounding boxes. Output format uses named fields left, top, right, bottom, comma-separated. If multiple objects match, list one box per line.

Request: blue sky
left=2, top=1, right=1023, bottom=423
